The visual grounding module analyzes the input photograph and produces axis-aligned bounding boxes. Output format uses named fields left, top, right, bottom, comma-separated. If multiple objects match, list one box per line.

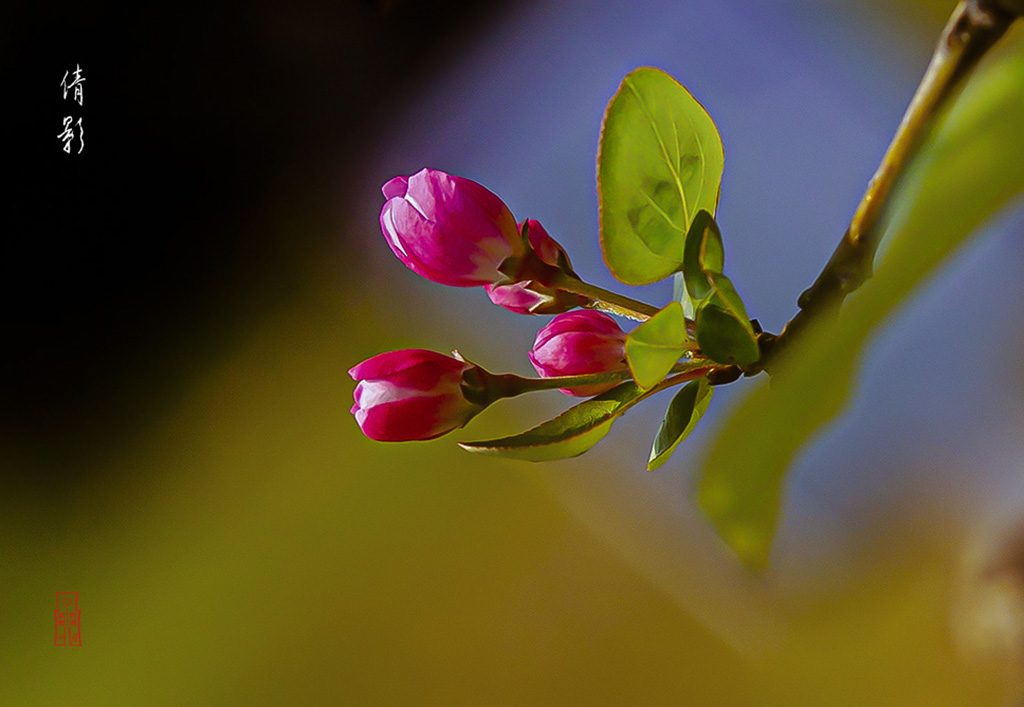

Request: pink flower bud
left=528, top=311, right=628, bottom=396
left=349, top=349, right=484, bottom=441
left=379, top=168, right=526, bottom=287
left=485, top=219, right=585, bottom=314
left=521, top=219, right=571, bottom=269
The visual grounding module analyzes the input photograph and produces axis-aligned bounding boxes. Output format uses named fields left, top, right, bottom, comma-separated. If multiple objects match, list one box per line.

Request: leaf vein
left=625, top=79, right=691, bottom=226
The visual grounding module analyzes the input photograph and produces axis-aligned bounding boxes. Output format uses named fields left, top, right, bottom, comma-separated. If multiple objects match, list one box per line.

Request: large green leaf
left=697, top=37, right=1024, bottom=568
left=625, top=302, right=690, bottom=389
left=599, top=67, right=725, bottom=285
left=459, top=382, right=645, bottom=461
left=648, top=379, right=713, bottom=471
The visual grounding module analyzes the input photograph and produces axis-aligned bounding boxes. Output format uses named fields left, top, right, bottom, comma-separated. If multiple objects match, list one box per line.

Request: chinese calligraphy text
left=58, top=65, right=85, bottom=154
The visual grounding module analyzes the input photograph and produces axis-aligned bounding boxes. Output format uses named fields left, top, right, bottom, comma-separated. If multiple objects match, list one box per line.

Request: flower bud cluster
left=380, top=169, right=584, bottom=314
left=351, top=168, right=639, bottom=442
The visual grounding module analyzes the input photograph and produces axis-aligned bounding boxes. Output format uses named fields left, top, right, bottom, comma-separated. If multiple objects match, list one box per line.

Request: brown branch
left=770, top=0, right=1017, bottom=357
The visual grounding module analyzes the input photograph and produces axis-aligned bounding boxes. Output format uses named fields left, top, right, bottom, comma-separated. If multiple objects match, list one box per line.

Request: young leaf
left=647, top=379, right=713, bottom=471
left=698, top=39, right=1024, bottom=569
left=673, top=272, right=695, bottom=320
left=458, top=382, right=643, bottom=461
left=681, top=209, right=724, bottom=303
left=625, top=302, right=690, bottom=389
left=598, top=67, right=725, bottom=286
left=694, top=273, right=760, bottom=367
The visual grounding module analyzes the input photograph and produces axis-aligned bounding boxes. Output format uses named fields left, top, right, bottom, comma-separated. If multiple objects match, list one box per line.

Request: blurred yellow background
left=1, top=252, right=1012, bottom=705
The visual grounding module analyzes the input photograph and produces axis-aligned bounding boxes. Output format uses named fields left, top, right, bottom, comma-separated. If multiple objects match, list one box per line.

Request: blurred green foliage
left=699, top=29, right=1024, bottom=567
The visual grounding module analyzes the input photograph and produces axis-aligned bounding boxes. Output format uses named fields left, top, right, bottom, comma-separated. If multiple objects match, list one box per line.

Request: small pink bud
left=528, top=311, right=628, bottom=396
left=485, top=220, right=584, bottom=314
left=520, top=219, right=571, bottom=270
left=349, top=349, right=485, bottom=441
left=379, top=169, right=526, bottom=287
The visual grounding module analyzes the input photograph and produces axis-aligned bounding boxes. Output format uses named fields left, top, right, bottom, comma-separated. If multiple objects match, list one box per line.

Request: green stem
left=775, top=0, right=1015, bottom=349
left=490, top=359, right=711, bottom=399
left=626, top=366, right=715, bottom=403
left=550, top=273, right=661, bottom=321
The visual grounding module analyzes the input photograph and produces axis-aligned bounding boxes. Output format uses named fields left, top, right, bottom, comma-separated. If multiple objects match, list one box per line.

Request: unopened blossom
left=528, top=310, right=628, bottom=396
left=350, top=349, right=485, bottom=441
left=379, top=168, right=525, bottom=287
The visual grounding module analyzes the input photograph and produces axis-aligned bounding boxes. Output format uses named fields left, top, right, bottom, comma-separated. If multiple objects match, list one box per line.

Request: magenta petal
left=485, top=282, right=545, bottom=314
left=378, top=168, right=524, bottom=287
left=527, top=349, right=550, bottom=377
left=522, top=219, right=570, bottom=268
left=355, top=394, right=454, bottom=441
left=382, top=175, right=409, bottom=199
left=349, top=349, right=459, bottom=384
left=533, top=311, right=623, bottom=349
left=528, top=311, right=627, bottom=396
left=349, top=348, right=481, bottom=442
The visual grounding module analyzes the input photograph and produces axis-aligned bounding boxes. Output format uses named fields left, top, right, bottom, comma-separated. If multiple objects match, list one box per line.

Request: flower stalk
left=484, top=359, right=712, bottom=400
left=549, top=271, right=663, bottom=321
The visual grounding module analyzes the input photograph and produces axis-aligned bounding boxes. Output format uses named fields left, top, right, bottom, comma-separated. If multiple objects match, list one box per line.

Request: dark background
left=5, top=1, right=509, bottom=477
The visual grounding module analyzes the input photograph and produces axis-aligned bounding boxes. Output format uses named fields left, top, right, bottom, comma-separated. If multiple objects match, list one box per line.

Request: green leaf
left=625, top=302, right=690, bottom=389
left=459, top=382, right=644, bottom=461
left=682, top=209, right=724, bottom=303
left=694, top=273, right=759, bottom=367
left=648, top=379, right=713, bottom=471
left=673, top=271, right=695, bottom=320
left=598, top=67, right=725, bottom=285
left=674, top=208, right=757, bottom=367
left=697, top=37, right=1024, bottom=568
